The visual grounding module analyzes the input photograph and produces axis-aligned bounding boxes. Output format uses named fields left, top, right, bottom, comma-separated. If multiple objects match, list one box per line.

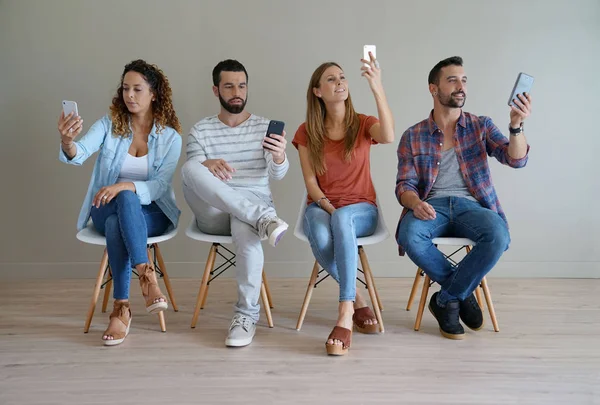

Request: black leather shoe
left=429, top=292, right=465, bottom=340
left=459, top=293, right=484, bottom=331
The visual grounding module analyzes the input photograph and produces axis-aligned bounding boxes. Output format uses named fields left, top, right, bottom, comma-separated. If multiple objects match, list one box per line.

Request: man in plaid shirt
left=395, top=56, right=532, bottom=340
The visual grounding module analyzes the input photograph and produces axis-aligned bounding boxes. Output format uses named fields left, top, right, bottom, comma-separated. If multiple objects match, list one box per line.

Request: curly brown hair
left=109, top=59, right=181, bottom=136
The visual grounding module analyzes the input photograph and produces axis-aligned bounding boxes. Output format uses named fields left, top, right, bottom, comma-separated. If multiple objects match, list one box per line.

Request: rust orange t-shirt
left=292, top=114, right=379, bottom=208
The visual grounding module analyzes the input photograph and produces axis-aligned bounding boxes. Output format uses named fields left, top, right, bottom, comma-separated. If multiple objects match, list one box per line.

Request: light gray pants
left=181, top=160, right=276, bottom=322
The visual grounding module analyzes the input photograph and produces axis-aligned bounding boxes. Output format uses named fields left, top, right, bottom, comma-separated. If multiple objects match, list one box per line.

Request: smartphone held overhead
left=508, top=73, right=534, bottom=107
left=363, top=45, right=376, bottom=67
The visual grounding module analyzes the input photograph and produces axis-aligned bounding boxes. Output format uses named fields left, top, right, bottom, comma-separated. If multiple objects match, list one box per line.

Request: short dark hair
left=212, top=59, right=248, bottom=86
left=428, top=56, right=463, bottom=85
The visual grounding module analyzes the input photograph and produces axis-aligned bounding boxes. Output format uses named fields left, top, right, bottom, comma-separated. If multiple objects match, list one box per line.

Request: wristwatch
left=509, top=123, right=523, bottom=135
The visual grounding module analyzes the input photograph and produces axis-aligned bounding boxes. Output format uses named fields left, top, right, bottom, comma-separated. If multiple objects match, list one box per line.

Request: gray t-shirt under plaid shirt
left=427, top=147, right=478, bottom=202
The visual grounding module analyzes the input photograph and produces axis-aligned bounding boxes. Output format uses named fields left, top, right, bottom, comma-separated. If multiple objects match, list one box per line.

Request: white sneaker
left=258, top=216, right=288, bottom=247
left=225, top=314, right=256, bottom=347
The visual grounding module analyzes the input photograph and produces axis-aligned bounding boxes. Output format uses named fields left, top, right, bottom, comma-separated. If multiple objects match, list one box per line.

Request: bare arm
left=507, top=93, right=532, bottom=159
left=58, top=111, right=83, bottom=159
left=361, top=53, right=394, bottom=144
left=400, top=191, right=421, bottom=210
left=298, top=145, right=335, bottom=214
left=507, top=129, right=528, bottom=160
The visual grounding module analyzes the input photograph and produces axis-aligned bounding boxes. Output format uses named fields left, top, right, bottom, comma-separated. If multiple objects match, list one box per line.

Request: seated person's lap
left=398, top=197, right=508, bottom=245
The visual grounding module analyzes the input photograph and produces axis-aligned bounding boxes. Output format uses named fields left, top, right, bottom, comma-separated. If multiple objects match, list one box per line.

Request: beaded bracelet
left=316, top=196, right=330, bottom=209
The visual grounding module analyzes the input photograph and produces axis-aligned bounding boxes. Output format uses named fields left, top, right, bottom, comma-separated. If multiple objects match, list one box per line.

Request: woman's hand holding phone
left=58, top=111, right=83, bottom=145
left=360, top=47, right=384, bottom=97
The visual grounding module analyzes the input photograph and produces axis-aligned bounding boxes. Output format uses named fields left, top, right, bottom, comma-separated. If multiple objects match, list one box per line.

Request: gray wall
left=1, top=0, right=599, bottom=280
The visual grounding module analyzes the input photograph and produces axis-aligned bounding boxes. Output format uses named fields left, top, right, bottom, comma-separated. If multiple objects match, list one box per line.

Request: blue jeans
left=397, top=196, right=510, bottom=301
left=303, top=202, right=378, bottom=302
left=91, top=190, right=170, bottom=300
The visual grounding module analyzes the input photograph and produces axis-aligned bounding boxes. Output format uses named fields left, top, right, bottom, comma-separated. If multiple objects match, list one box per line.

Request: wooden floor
left=1, top=278, right=599, bottom=405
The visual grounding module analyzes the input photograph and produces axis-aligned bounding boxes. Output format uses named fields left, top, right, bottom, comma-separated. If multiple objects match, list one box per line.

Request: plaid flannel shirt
left=395, top=110, right=529, bottom=255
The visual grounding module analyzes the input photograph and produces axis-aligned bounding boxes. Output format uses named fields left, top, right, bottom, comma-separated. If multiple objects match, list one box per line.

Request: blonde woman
left=292, top=54, right=394, bottom=355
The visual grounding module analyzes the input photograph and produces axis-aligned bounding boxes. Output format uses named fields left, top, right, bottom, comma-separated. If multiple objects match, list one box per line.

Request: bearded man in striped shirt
left=182, top=59, right=289, bottom=348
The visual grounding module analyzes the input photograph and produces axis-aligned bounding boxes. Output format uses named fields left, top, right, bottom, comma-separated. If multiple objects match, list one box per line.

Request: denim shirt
left=59, top=114, right=182, bottom=231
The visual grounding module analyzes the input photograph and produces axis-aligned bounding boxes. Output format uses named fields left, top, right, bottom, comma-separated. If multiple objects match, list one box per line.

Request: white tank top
left=117, top=153, right=149, bottom=183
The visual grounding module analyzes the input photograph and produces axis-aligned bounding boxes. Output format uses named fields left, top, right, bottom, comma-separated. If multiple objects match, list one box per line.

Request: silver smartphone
left=62, top=100, right=79, bottom=117
left=508, top=73, right=534, bottom=107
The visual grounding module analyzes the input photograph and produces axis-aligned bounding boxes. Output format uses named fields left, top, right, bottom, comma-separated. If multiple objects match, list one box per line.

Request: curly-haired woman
left=58, top=59, right=182, bottom=346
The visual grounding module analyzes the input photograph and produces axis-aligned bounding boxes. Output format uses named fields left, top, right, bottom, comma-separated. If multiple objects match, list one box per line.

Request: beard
left=438, top=90, right=466, bottom=108
left=219, top=93, right=247, bottom=114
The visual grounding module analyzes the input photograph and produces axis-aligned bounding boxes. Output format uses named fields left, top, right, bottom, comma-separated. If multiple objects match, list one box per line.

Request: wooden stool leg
left=262, top=270, right=274, bottom=308
left=296, top=260, right=320, bottom=331
left=475, top=285, right=484, bottom=310
left=261, top=282, right=274, bottom=328
left=464, top=245, right=485, bottom=310
left=406, top=268, right=422, bottom=311
left=414, top=274, right=431, bottom=331
left=480, top=277, right=499, bottom=332
left=191, top=244, right=217, bottom=328
left=359, top=247, right=384, bottom=333
left=154, top=244, right=178, bottom=312
left=367, top=265, right=383, bottom=311
left=101, top=268, right=112, bottom=313
left=200, top=282, right=210, bottom=309
left=84, top=249, right=109, bottom=333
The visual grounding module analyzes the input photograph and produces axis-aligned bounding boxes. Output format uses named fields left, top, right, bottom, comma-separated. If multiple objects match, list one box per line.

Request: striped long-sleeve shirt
left=395, top=110, right=530, bottom=255
left=187, top=114, right=289, bottom=199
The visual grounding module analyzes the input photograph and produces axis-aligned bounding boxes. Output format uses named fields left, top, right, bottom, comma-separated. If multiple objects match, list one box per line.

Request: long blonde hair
left=305, top=62, right=360, bottom=176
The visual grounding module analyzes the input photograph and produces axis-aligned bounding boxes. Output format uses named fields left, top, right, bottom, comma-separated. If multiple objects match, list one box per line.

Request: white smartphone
left=62, top=100, right=79, bottom=117
left=508, top=73, right=534, bottom=107
left=363, top=45, right=376, bottom=67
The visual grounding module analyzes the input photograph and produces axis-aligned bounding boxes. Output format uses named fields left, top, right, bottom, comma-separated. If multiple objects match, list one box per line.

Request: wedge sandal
left=138, top=263, right=168, bottom=313
left=325, top=326, right=352, bottom=356
left=102, top=301, right=132, bottom=346
left=353, top=306, right=379, bottom=334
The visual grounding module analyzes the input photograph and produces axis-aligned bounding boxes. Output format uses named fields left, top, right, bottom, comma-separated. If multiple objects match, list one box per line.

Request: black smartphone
left=264, top=120, right=285, bottom=145
left=508, top=72, right=534, bottom=107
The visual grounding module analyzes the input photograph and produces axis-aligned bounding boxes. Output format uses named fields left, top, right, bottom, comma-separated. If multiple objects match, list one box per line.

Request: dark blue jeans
left=91, top=190, right=170, bottom=300
left=397, top=196, right=510, bottom=301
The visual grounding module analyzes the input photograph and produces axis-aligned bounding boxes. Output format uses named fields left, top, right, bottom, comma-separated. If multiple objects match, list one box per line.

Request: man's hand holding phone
left=509, top=92, right=532, bottom=129
left=508, top=73, right=533, bottom=129
left=263, top=120, right=287, bottom=164
left=263, top=132, right=287, bottom=164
